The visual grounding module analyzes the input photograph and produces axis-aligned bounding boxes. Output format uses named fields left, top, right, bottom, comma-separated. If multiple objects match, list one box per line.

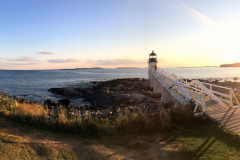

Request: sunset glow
left=1, top=0, right=240, bottom=69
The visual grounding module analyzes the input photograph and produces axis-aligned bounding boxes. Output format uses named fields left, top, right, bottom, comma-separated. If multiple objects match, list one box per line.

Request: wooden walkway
left=204, top=99, right=240, bottom=135
left=187, top=89, right=240, bottom=134
left=151, top=69, right=240, bottom=135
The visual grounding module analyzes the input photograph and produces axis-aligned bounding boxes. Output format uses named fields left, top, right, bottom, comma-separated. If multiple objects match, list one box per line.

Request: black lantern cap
left=149, top=50, right=156, bottom=56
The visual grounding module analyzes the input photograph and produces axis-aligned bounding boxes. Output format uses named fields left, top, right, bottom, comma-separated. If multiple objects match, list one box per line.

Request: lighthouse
left=148, top=50, right=158, bottom=80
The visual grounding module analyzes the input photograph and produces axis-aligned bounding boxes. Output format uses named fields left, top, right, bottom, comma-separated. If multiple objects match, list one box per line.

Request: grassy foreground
left=1, top=98, right=240, bottom=159
left=1, top=116, right=240, bottom=159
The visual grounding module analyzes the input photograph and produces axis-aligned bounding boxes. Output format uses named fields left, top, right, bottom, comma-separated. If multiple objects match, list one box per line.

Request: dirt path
left=0, top=118, right=181, bottom=160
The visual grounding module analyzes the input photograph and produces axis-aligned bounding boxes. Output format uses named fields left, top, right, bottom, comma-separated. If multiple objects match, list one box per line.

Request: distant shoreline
left=116, top=67, right=146, bottom=69
left=60, top=67, right=104, bottom=70
left=179, top=66, right=218, bottom=68
left=60, top=67, right=147, bottom=70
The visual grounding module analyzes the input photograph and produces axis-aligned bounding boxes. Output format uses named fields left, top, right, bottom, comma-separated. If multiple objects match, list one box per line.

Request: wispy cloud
left=3, top=57, right=39, bottom=62
left=13, top=62, right=37, bottom=65
left=37, top=51, right=58, bottom=55
left=176, top=0, right=221, bottom=28
left=1, top=62, right=38, bottom=65
left=14, top=57, right=38, bottom=61
left=47, top=58, right=80, bottom=63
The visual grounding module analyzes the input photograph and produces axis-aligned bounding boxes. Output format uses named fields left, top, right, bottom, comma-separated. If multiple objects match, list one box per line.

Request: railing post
left=210, top=84, right=212, bottom=94
left=201, top=93, right=206, bottom=112
left=230, top=89, right=233, bottom=107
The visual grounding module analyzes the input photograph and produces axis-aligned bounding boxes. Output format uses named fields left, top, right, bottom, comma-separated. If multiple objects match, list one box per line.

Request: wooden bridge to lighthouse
left=148, top=51, right=240, bottom=135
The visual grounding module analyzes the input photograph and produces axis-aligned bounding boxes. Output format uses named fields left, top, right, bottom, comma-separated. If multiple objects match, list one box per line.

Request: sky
left=1, top=0, right=240, bottom=69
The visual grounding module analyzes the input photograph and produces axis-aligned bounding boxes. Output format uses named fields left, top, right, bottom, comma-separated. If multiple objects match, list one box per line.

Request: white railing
left=151, top=68, right=240, bottom=114
left=151, top=69, right=206, bottom=113
left=182, top=78, right=239, bottom=108
left=202, top=82, right=239, bottom=107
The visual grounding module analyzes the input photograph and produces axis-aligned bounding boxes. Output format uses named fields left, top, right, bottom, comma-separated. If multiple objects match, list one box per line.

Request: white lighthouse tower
left=148, top=50, right=158, bottom=80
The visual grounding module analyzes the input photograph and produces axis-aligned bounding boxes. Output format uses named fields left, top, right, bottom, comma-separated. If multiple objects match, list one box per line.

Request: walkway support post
left=152, top=78, right=163, bottom=98
left=161, top=87, right=177, bottom=104
left=230, top=89, right=233, bottom=107
left=150, top=73, right=154, bottom=88
left=153, top=78, right=163, bottom=94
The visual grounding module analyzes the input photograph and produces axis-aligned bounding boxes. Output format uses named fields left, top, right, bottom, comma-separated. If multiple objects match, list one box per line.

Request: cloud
left=13, top=62, right=37, bottom=65
left=37, top=51, right=58, bottom=55
left=14, top=57, right=38, bottom=61
left=4, top=57, right=39, bottom=62
left=47, top=58, right=80, bottom=63
left=2, top=62, right=37, bottom=65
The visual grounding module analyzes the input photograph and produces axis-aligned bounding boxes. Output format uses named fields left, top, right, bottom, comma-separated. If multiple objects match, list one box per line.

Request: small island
left=220, top=63, right=240, bottom=67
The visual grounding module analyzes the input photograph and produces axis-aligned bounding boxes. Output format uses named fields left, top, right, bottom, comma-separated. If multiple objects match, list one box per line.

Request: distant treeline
left=220, top=63, right=240, bottom=67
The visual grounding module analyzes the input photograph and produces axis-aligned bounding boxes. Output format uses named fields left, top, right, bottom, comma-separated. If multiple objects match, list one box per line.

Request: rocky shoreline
left=1, top=78, right=240, bottom=120
left=45, top=78, right=163, bottom=119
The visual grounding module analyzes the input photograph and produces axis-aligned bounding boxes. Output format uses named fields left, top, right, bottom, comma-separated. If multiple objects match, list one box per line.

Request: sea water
left=0, top=67, right=240, bottom=105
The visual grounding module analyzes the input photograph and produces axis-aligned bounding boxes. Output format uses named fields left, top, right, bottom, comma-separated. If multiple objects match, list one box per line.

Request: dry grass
left=0, top=117, right=181, bottom=160
left=114, top=108, right=172, bottom=133
left=0, top=98, right=199, bottom=135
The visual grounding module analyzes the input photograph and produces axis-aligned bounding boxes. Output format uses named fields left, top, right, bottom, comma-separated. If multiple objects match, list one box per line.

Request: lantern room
left=148, top=50, right=157, bottom=63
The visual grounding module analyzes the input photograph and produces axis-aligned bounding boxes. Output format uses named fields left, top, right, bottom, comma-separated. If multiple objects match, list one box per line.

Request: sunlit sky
left=1, top=0, right=240, bottom=70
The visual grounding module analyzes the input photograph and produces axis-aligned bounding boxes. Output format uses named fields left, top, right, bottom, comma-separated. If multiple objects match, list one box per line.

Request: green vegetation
left=162, top=123, right=240, bottom=159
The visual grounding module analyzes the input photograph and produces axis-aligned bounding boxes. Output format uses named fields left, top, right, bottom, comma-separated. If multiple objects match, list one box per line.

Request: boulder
left=58, top=98, right=71, bottom=107
left=15, top=97, right=32, bottom=104
left=63, top=88, right=83, bottom=98
left=48, top=88, right=83, bottom=98
left=152, top=93, right=162, bottom=98
left=102, top=109, right=109, bottom=118
left=48, top=88, right=64, bottom=95
left=115, top=84, right=124, bottom=89
left=0, top=92, right=13, bottom=99
left=44, top=99, right=52, bottom=108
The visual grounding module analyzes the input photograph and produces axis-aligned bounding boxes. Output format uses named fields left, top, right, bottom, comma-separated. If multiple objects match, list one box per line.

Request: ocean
left=0, top=67, right=240, bottom=106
